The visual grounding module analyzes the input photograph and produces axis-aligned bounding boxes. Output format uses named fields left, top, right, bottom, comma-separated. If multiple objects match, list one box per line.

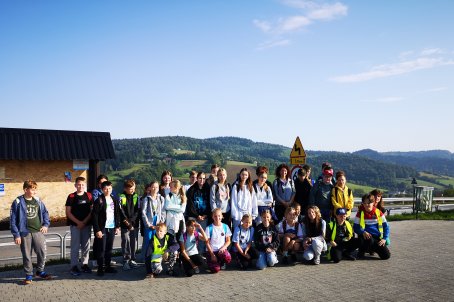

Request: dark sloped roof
left=0, top=128, right=115, bottom=160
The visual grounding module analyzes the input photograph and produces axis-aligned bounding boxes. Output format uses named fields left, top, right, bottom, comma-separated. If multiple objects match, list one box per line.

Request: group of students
left=9, top=163, right=391, bottom=284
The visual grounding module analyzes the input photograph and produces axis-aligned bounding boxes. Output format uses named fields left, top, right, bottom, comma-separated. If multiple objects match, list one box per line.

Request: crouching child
left=326, top=208, right=359, bottom=262
left=205, top=208, right=232, bottom=273
left=353, top=194, right=390, bottom=260
left=179, top=218, right=208, bottom=277
left=232, top=214, right=258, bottom=270
left=145, top=223, right=179, bottom=278
left=254, top=210, right=279, bottom=270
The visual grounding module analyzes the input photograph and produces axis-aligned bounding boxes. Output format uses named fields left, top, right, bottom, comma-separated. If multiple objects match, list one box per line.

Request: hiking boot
left=35, top=271, right=52, bottom=280
left=97, top=267, right=104, bottom=276
left=122, top=262, right=131, bottom=271
left=23, top=275, right=33, bottom=285
left=105, top=266, right=118, bottom=274
left=291, top=253, right=298, bottom=262
left=129, top=260, right=138, bottom=268
left=81, top=264, right=92, bottom=273
left=70, top=266, right=81, bottom=276
left=282, top=256, right=289, bottom=265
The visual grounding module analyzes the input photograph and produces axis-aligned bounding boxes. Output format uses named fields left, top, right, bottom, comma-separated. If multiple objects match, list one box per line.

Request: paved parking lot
left=0, top=220, right=453, bottom=302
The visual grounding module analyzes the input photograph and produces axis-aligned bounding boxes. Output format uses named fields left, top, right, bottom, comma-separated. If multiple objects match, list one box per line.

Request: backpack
left=207, top=223, right=229, bottom=239
left=183, top=230, right=199, bottom=245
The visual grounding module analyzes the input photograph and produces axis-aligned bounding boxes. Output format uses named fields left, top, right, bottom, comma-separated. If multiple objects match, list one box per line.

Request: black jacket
left=92, top=194, right=121, bottom=233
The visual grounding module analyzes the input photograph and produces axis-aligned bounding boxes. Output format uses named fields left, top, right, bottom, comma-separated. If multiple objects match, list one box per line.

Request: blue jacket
left=10, top=195, right=50, bottom=238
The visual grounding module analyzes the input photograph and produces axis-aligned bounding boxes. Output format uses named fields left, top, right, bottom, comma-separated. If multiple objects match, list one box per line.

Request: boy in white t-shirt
left=205, top=208, right=232, bottom=273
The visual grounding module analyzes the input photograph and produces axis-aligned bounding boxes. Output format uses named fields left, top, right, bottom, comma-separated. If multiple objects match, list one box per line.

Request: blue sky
left=1, top=0, right=453, bottom=152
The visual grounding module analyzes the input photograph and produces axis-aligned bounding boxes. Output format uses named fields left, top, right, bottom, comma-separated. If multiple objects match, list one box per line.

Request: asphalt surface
left=0, top=220, right=453, bottom=302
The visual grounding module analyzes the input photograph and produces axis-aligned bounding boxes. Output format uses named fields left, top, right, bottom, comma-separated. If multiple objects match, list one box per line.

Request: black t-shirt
left=65, top=192, right=92, bottom=226
left=335, top=223, right=347, bottom=243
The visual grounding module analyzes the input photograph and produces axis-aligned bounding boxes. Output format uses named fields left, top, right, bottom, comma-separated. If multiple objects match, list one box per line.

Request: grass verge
left=387, top=209, right=454, bottom=221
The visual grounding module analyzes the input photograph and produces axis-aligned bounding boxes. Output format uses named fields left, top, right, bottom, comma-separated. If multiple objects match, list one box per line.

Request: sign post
left=290, top=136, right=306, bottom=165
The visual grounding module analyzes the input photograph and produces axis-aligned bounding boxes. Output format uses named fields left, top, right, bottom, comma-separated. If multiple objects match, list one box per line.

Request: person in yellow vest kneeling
left=353, top=194, right=390, bottom=260
left=325, top=208, right=359, bottom=262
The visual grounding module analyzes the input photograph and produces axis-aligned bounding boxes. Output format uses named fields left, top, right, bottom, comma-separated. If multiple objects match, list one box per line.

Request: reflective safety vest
left=327, top=220, right=353, bottom=260
left=120, top=193, right=139, bottom=207
left=151, top=234, right=169, bottom=263
left=360, top=209, right=383, bottom=239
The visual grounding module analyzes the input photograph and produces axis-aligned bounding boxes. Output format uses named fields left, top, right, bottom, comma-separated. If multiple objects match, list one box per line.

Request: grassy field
left=173, top=149, right=195, bottom=155
left=419, top=172, right=454, bottom=187
left=348, top=182, right=385, bottom=194
left=388, top=209, right=454, bottom=221
left=109, top=164, right=149, bottom=182
left=178, top=160, right=207, bottom=168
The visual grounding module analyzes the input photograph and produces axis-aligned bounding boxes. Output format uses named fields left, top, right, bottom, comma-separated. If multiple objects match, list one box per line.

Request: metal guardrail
left=0, top=232, right=64, bottom=262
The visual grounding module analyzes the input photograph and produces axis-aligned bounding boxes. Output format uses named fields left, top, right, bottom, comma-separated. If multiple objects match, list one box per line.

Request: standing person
left=183, top=170, right=198, bottom=193
left=253, top=166, right=276, bottom=224
left=371, top=189, right=386, bottom=214
left=309, top=167, right=334, bottom=222
left=294, top=167, right=312, bottom=213
left=10, top=180, right=52, bottom=285
left=210, top=168, right=231, bottom=225
left=141, top=181, right=165, bottom=261
left=92, top=174, right=117, bottom=201
left=206, top=164, right=220, bottom=187
left=273, top=164, right=295, bottom=221
left=232, top=214, right=258, bottom=270
left=326, top=208, right=358, bottom=263
left=92, top=181, right=121, bottom=276
left=164, top=179, right=187, bottom=240
left=231, top=168, right=258, bottom=229
left=179, top=219, right=208, bottom=277
left=159, top=170, right=173, bottom=197
left=302, top=205, right=327, bottom=265
left=354, top=194, right=390, bottom=260
left=331, top=170, right=354, bottom=219
left=205, top=208, right=232, bottom=273
left=316, top=162, right=336, bottom=186
left=303, top=164, right=315, bottom=186
left=186, top=171, right=211, bottom=251
left=254, top=210, right=280, bottom=270
left=119, top=179, right=140, bottom=270
left=66, top=177, right=93, bottom=276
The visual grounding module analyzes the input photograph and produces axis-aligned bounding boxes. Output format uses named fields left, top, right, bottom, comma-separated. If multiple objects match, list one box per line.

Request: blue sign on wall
left=0, top=183, right=5, bottom=196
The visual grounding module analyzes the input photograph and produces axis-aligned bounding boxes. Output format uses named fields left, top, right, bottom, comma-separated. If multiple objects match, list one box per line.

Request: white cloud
left=254, top=1, right=348, bottom=48
left=420, top=48, right=445, bottom=56
left=307, top=2, right=348, bottom=20
left=253, top=19, right=272, bottom=33
left=331, top=57, right=454, bottom=83
left=361, top=96, right=404, bottom=103
left=257, top=39, right=291, bottom=50
left=419, top=87, right=448, bottom=93
left=279, top=16, right=312, bottom=32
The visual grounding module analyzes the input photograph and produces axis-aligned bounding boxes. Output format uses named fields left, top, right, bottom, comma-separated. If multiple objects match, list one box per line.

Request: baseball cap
left=336, top=208, right=347, bottom=215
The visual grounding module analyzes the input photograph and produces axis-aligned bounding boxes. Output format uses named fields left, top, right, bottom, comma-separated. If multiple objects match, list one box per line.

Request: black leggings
left=181, top=254, right=205, bottom=277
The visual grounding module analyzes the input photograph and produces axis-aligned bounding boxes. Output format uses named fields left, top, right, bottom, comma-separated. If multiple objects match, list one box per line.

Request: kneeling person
left=145, top=223, right=179, bottom=278
left=326, top=208, right=358, bottom=262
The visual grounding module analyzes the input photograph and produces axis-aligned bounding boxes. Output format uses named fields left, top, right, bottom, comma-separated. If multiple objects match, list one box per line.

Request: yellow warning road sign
left=290, top=136, right=306, bottom=165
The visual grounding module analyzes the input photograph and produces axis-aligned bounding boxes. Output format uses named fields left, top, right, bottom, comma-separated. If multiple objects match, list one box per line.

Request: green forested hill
left=102, top=136, right=436, bottom=195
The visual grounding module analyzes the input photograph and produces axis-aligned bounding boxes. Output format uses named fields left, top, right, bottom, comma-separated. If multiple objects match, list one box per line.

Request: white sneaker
left=314, top=255, right=320, bottom=265
left=123, top=262, right=131, bottom=271
left=220, top=263, right=227, bottom=270
left=129, top=260, right=138, bottom=268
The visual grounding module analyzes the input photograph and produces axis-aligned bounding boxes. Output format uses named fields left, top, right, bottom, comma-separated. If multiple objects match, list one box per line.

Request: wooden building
left=0, top=128, right=115, bottom=222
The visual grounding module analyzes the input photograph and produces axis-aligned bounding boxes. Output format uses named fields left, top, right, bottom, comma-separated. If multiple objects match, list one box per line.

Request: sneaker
left=97, top=267, right=104, bottom=277
left=129, top=260, right=138, bottom=268
left=105, top=266, right=118, bottom=274
left=145, top=273, right=154, bottom=279
left=35, top=271, right=52, bottom=280
left=81, top=264, right=92, bottom=273
left=344, top=254, right=356, bottom=261
left=313, top=255, right=320, bottom=265
left=194, top=267, right=200, bottom=274
left=282, top=256, right=289, bottom=265
left=220, top=263, right=227, bottom=270
left=122, top=262, right=131, bottom=271
left=23, top=275, right=33, bottom=285
left=70, top=266, right=81, bottom=276
left=167, top=269, right=174, bottom=276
